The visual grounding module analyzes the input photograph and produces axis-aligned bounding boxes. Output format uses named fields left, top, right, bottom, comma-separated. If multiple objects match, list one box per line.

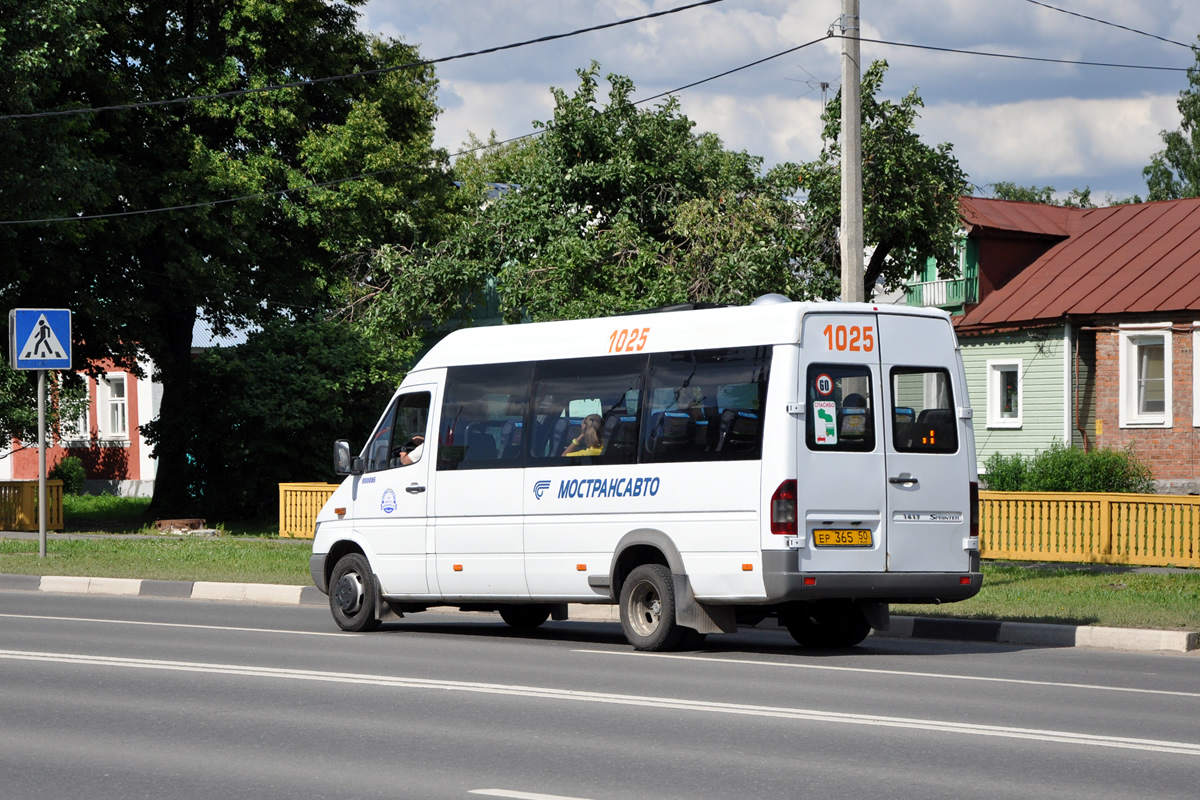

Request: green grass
left=0, top=536, right=311, bottom=584
left=894, top=563, right=1200, bottom=631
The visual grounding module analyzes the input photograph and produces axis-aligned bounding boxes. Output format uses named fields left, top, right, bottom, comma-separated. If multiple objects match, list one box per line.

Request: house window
left=986, top=360, right=1022, bottom=428
left=1118, top=326, right=1171, bottom=428
left=1194, top=323, right=1200, bottom=428
left=101, top=374, right=129, bottom=439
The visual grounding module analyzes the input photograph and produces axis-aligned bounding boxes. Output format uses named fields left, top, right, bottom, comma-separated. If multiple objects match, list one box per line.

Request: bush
left=49, top=455, right=86, bottom=495
left=981, top=444, right=1154, bottom=493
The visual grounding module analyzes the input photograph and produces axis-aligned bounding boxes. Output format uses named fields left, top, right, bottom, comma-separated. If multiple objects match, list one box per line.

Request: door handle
left=405, top=484, right=426, bottom=494
left=889, top=474, right=918, bottom=486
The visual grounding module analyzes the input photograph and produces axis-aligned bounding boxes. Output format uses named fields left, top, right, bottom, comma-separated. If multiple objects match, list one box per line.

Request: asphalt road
left=1, top=592, right=1198, bottom=800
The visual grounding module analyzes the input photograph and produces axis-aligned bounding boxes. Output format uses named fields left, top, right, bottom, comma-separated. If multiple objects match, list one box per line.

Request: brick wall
left=1093, top=319, right=1199, bottom=493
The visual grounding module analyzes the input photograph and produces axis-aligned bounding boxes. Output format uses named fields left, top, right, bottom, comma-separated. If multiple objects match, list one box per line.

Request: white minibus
left=310, top=296, right=981, bottom=650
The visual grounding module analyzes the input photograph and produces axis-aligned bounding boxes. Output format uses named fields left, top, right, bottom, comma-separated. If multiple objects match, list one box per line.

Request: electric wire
left=829, top=34, right=1190, bottom=73
left=0, top=0, right=728, bottom=122
left=0, top=36, right=832, bottom=226
left=1021, top=0, right=1197, bottom=51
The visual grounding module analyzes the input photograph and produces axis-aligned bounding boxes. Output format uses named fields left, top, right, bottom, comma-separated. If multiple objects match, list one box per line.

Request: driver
left=398, top=435, right=424, bottom=466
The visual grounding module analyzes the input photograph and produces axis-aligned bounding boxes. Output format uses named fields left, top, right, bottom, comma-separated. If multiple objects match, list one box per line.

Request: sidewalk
left=2, top=571, right=1196, bottom=653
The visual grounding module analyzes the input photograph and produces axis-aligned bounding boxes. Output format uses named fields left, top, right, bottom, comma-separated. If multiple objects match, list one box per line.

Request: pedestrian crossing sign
left=8, top=308, right=72, bottom=370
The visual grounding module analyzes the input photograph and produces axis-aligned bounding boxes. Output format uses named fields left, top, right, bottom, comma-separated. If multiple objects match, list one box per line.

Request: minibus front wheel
left=329, top=553, right=382, bottom=633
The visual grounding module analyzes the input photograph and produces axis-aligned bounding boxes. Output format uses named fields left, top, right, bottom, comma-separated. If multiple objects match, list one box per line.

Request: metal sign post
left=8, top=308, right=72, bottom=558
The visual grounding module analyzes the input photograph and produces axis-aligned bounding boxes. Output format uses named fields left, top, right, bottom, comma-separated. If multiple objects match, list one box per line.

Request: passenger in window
left=395, top=435, right=425, bottom=466
left=563, top=414, right=603, bottom=457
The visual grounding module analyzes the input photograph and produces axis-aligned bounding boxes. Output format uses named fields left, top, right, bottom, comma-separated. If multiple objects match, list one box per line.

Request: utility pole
left=839, top=0, right=864, bottom=303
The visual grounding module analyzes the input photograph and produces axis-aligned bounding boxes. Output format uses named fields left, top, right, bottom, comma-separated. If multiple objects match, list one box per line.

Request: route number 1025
left=823, top=324, right=875, bottom=352
left=608, top=327, right=649, bottom=353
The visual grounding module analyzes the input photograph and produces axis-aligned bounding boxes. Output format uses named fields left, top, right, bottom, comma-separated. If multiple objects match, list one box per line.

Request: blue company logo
left=532, top=476, right=662, bottom=500
left=380, top=488, right=397, bottom=514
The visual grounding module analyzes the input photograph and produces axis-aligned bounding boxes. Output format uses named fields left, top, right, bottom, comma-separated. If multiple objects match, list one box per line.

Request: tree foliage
left=175, top=320, right=395, bottom=518
left=0, top=0, right=460, bottom=512
left=989, top=182, right=1096, bottom=208
left=345, top=62, right=831, bottom=351
left=1145, top=41, right=1200, bottom=201
left=801, top=60, right=968, bottom=298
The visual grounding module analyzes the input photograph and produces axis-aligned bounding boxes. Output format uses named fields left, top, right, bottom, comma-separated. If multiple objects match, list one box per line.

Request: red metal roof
left=956, top=196, right=1200, bottom=328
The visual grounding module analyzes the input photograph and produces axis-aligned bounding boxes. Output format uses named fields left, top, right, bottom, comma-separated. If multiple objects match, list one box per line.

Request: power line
left=0, top=0, right=729, bottom=122
left=829, top=34, right=1190, bottom=73
left=0, top=36, right=832, bottom=226
left=1021, top=0, right=1197, bottom=51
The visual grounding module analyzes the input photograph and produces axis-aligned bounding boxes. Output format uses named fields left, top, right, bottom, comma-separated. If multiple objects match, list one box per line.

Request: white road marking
left=0, top=612, right=349, bottom=637
left=2, top=648, right=1198, bottom=756
left=470, top=790, right=594, bottom=800
left=576, top=649, right=1200, bottom=699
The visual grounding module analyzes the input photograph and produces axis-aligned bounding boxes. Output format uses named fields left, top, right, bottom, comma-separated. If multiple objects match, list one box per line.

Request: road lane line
left=2, top=648, right=1198, bottom=757
left=574, top=649, right=1200, bottom=699
left=0, top=612, right=348, bottom=637
left=470, top=790, right=594, bottom=800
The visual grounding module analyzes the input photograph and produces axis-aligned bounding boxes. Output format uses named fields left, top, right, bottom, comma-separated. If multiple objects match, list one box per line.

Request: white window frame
left=99, top=373, right=129, bottom=440
left=986, top=359, right=1023, bottom=429
left=1194, top=323, right=1199, bottom=428
left=1118, top=324, right=1171, bottom=428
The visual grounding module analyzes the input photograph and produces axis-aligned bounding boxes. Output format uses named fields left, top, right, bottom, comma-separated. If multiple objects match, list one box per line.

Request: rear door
left=877, top=314, right=973, bottom=573
left=796, top=313, right=887, bottom=573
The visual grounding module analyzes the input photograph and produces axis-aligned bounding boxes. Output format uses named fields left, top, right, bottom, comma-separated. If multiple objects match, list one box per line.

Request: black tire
left=329, top=553, right=382, bottom=632
left=619, top=564, right=686, bottom=651
left=499, top=604, right=552, bottom=630
left=782, top=600, right=871, bottom=648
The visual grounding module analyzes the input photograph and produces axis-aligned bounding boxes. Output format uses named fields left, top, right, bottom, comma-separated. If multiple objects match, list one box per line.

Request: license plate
left=813, top=528, right=873, bottom=547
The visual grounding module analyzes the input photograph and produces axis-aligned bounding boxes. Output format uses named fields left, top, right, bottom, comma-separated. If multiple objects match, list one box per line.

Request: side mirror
left=333, top=439, right=362, bottom=476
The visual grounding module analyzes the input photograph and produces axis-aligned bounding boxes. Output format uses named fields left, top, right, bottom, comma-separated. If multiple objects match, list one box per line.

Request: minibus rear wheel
left=329, top=553, right=382, bottom=633
left=782, top=600, right=870, bottom=649
left=619, top=564, right=686, bottom=651
left=499, top=604, right=552, bottom=630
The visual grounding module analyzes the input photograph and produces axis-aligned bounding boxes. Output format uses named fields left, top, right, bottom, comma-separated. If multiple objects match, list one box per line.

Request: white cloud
left=920, top=94, right=1181, bottom=192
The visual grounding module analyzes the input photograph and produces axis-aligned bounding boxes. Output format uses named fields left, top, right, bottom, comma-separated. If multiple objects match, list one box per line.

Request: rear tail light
left=771, top=480, right=797, bottom=535
left=969, top=480, right=979, bottom=539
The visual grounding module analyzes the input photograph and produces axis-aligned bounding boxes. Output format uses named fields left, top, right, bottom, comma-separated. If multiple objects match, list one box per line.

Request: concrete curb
left=2, top=573, right=1195, bottom=653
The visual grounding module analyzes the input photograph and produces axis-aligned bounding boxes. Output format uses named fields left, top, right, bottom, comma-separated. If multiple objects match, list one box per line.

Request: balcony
left=905, top=278, right=977, bottom=310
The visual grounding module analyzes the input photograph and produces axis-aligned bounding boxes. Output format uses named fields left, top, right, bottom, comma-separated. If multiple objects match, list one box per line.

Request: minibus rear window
left=805, top=364, right=875, bottom=452
left=890, top=367, right=958, bottom=454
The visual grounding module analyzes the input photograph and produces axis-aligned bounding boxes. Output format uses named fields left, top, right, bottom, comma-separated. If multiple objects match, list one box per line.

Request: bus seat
left=464, top=423, right=498, bottom=461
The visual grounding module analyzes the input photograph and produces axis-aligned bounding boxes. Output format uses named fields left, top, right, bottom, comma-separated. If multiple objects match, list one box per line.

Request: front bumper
left=309, top=554, right=328, bottom=594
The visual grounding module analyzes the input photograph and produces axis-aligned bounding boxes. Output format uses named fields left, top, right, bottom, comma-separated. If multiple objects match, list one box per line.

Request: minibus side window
left=805, top=364, right=875, bottom=452
left=365, top=391, right=431, bottom=472
left=890, top=367, right=958, bottom=454
left=438, top=363, right=532, bottom=471
left=643, top=347, right=771, bottom=463
left=528, top=355, right=645, bottom=466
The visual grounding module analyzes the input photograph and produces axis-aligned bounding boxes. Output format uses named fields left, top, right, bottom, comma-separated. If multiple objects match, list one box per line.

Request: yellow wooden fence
left=0, top=480, right=65, bottom=532
left=980, top=491, right=1200, bottom=568
left=278, top=482, right=338, bottom=539
left=277, top=484, right=1200, bottom=567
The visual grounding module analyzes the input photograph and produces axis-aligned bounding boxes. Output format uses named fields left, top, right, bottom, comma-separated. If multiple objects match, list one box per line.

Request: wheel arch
left=609, top=528, right=684, bottom=600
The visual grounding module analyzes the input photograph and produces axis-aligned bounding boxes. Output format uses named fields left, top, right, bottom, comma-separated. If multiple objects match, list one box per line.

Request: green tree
left=1145, top=40, right=1200, bottom=201
left=0, top=1, right=461, bottom=513
left=990, top=182, right=1096, bottom=208
left=801, top=60, right=969, bottom=298
left=464, top=64, right=825, bottom=323
left=176, top=320, right=395, bottom=518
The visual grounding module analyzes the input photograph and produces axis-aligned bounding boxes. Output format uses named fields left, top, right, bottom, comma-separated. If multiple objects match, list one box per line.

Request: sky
left=356, top=0, right=1200, bottom=204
